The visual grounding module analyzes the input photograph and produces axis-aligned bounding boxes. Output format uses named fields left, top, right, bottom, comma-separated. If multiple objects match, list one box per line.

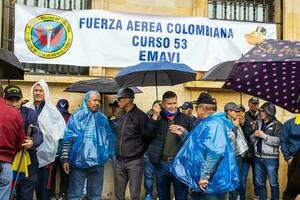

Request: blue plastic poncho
left=62, top=91, right=115, bottom=168
left=171, top=112, right=239, bottom=193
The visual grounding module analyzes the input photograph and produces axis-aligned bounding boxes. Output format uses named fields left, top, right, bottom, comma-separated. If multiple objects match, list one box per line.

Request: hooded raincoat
left=61, top=91, right=115, bottom=168
left=171, top=112, right=239, bottom=193
left=26, top=79, right=66, bottom=167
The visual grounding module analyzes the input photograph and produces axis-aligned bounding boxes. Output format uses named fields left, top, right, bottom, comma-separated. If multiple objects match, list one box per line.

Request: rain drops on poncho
left=62, top=91, right=115, bottom=168
left=171, top=112, right=239, bottom=193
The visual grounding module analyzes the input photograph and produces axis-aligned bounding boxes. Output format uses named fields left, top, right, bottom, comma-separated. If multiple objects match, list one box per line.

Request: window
left=1, top=0, right=92, bottom=75
left=208, top=0, right=275, bottom=23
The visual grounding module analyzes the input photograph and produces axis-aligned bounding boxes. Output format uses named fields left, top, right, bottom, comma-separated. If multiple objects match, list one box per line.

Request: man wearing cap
left=181, top=101, right=197, bottom=122
left=145, top=91, right=194, bottom=200
left=114, top=88, right=148, bottom=200
left=245, top=97, right=260, bottom=199
left=3, top=85, right=43, bottom=200
left=224, top=102, right=249, bottom=200
left=0, top=85, right=25, bottom=200
left=251, top=102, right=282, bottom=200
left=171, top=92, right=239, bottom=200
left=108, top=100, right=121, bottom=133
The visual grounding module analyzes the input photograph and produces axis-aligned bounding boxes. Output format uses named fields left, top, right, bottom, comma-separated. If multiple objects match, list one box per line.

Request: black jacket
left=145, top=110, right=193, bottom=165
left=115, top=105, right=148, bottom=161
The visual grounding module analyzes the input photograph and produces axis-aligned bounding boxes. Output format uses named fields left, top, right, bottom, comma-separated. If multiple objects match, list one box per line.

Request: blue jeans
left=239, top=158, right=259, bottom=200
left=191, top=192, right=226, bottom=200
left=255, top=157, right=279, bottom=200
left=68, top=165, right=104, bottom=200
left=155, top=161, right=188, bottom=200
left=229, top=156, right=242, bottom=200
left=144, top=153, right=155, bottom=197
left=0, top=162, right=13, bottom=200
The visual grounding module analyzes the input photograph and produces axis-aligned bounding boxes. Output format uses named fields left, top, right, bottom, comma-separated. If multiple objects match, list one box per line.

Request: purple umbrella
left=224, top=39, right=300, bottom=113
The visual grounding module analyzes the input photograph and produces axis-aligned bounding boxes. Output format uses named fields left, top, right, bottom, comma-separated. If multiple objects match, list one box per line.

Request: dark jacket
left=280, top=118, right=300, bottom=161
left=20, top=106, right=43, bottom=174
left=115, top=105, right=148, bottom=161
left=0, top=99, right=25, bottom=163
left=145, top=110, right=193, bottom=165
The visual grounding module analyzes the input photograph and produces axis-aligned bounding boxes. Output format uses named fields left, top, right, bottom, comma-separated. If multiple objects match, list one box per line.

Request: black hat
left=152, top=100, right=161, bottom=106
left=193, top=92, right=217, bottom=105
left=109, top=100, right=119, bottom=107
left=181, top=102, right=193, bottom=110
left=249, top=97, right=259, bottom=104
left=4, top=85, right=23, bottom=99
left=224, top=102, right=242, bottom=112
left=116, top=88, right=135, bottom=100
left=258, top=102, right=276, bottom=117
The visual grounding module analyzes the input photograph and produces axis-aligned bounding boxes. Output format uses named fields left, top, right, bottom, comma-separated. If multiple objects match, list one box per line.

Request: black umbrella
left=115, top=61, right=196, bottom=99
left=64, top=77, right=142, bottom=94
left=224, top=39, right=300, bottom=113
left=201, top=61, right=236, bottom=81
left=0, top=48, right=24, bottom=80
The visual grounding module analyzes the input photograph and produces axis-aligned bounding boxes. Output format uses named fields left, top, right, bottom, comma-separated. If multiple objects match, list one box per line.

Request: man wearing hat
left=114, top=88, right=148, bottom=200
left=245, top=97, right=260, bottom=199
left=0, top=85, right=25, bottom=200
left=4, top=85, right=43, bottom=200
left=224, top=102, right=249, bottom=200
left=180, top=101, right=197, bottom=122
left=171, top=92, right=239, bottom=200
left=251, top=102, right=282, bottom=200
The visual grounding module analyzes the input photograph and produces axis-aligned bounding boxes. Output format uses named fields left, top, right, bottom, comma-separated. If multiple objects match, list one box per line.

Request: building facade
left=1, top=0, right=300, bottom=198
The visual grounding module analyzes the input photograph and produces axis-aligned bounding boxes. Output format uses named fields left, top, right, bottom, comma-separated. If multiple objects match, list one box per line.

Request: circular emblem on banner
left=25, top=14, right=73, bottom=59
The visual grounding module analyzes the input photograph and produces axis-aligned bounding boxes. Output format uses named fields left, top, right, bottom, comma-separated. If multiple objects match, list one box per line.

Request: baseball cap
left=249, top=97, right=259, bottom=104
left=224, top=102, right=242, bottom=112
left=237, top=104, right=246, bottom=112
left=181, top=102, right=193, bottom=110
left=192, top=92, right=217, bottom=105
left=4, top=85, right=23, bottom=99
left=116, top=88, right=135, bottom=100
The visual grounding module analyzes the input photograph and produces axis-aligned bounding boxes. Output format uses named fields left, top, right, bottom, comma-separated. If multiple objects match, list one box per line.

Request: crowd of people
left=0, top=79, right=300, bottom=200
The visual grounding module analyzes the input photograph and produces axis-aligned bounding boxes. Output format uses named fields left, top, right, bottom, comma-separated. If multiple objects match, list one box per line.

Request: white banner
left=14, top=4, right=276, bottom=71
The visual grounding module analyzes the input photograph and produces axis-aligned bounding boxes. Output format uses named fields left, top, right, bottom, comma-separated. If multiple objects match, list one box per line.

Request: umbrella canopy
left=0, top=48, right=24, bottom=80
left=64, top=77, right=142, bottom=94
left=224, top=39, right=300, bottom=113
left=201, top=60, right=236, bottom=81
left=115, top=61, right=196, bottom=99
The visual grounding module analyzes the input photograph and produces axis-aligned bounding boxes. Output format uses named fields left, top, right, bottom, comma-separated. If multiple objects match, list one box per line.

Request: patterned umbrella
left=224, top=39, right=300, bottom=113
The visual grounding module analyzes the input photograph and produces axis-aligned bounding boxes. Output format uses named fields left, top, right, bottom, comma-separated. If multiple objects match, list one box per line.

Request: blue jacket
left=171, top=112, right=239, bottom=193
left=280, top=118, right=300, bottom=161
left=20, top=106, right=43, bottom=174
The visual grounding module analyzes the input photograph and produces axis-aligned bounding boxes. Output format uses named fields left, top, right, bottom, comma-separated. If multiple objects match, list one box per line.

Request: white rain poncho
left=27, top=79, right=65, bottom=167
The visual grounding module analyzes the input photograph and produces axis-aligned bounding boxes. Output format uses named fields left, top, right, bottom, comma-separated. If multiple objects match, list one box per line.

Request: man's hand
left=287, top=157, right=293, bottom=165
left=152, top=103, right=161, bottom=120
left=199, top=179, right=209, bottom=191
left=22, top=138, right=33, bottom=149
left=233, top=117, right=240, bottom=128
left=255, top=130, right=266, bottom=139
left=238, top=114, right=245, bottom=125
left=169, top=125, right=185, bottom=136
left=63, top=162, right=70, bottom=174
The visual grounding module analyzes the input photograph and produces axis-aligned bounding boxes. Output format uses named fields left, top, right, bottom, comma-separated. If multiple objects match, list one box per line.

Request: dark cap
left=56, top=99, right=69, bottom=114
left=152, top=100, right=161, bottom=107
left=258, top=102, right=276, bottom=117
left=181, top=102, right=193, bottom=110
left=4, top=85, right=23, bottom=99
left=116, top=88, right=135, bottom=100
left=224, top=102, right=242, bottom=112
left=193, top=92, right=217, bottom=105
left=109, top=100, right=119, bottom=107
left=249, top=97, right=259, bottom=104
